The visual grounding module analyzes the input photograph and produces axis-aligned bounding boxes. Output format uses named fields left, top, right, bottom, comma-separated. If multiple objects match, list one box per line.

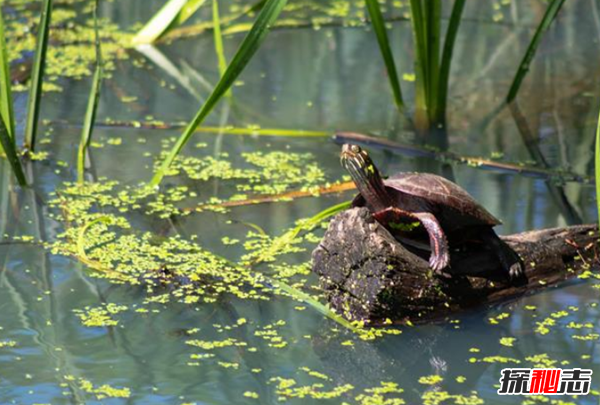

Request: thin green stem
left=24, top=0, right=53, bottom=152
left=437, top=0, right=466, bottom=126
left=506, top=0, right=566, bottom=103
left=132, top=0, right=208, bottom=45
left=77, top=0, right=102, bottom=184
left=426, top=0, right=440, bottom=124
left=212, top=0, right=230, bottom=98
left=0, top=7, right=15, bottom=146
left=364, top=0, right=404, bottom=111
left=0, top=116, right=27, bottom=185
left=409, top=0, right=429, bottom=131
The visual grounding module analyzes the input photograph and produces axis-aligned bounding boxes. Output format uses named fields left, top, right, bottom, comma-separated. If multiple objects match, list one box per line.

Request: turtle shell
left=352, top=172, right=501, bottom=228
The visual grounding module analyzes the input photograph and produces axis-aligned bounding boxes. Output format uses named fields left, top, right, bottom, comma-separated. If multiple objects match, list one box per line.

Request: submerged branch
left=187, top=181, right=355, bottom=212
left=46, top=119, right=329, bottom=137
left=334, top=132, right=592, bottom=184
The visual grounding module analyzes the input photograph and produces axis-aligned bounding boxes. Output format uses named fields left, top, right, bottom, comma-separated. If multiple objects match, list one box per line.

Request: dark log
left=311, top=207, right=599, bottom=325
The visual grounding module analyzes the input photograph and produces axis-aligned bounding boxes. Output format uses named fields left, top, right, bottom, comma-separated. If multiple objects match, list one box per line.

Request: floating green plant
left=74, top=303, right=128, bottom=327
left=77, top=378, right=130, bottom=400
left=45, top=164, right=359, bottom=330
left=45, top=140, right=397, bottom=335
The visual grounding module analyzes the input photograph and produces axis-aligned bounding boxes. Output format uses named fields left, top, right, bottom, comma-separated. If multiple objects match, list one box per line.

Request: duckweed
left=488, top=312, right=510, bottom=324
left=270, top=376, right=354, bottom=400
left=469, top=355, right=521, bottom=364
left=421, top=391, right=484, bottom=405
left=77, top=377, right=131, bottom=399
left=418, top=375, right=443, bottom=385
left=525, top=353, right=565, bottom=368
left=354, top=382, right=404, bottom=405
left=0, top=340, right=17, bottom=348
left=499, top=337, right=516, bottom=347
left=74, top=303, right=128, bottom=327
left=4, top=1, right=131, bottom=93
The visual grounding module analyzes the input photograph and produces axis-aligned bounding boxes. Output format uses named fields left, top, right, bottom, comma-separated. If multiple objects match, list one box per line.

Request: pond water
left=1, top=0, right=600, bottom=404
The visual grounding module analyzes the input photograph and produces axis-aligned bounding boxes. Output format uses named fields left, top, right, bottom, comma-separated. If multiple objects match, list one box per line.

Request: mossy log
left=312, top=207, right=599, bottom=325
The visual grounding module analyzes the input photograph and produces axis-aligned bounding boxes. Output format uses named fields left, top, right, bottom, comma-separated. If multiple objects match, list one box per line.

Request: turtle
left=340, top=143, right=525, bottom=282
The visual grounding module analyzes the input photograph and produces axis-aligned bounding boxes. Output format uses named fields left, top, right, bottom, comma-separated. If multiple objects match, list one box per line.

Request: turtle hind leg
left=481, top=228, right=527, bottom=285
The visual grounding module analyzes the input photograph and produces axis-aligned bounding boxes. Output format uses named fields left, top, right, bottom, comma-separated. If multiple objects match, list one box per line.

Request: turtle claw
left=508, top=261, right=527, bottom=285
left=429, top=252, right=450, bottom=276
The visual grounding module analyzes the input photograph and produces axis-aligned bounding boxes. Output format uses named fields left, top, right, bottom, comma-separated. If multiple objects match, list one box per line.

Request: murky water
left=1, top=0, right=600, bottom=404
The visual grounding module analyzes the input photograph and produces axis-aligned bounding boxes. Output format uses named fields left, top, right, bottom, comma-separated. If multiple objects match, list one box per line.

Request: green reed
left=24, top=0, right=52, bottom=152
left=0, top=115, right=26, bottom=185
left=365, top=0, right=403, bottom=112
left=77, top=0, right=102, bottom=184
left=408, top=0, right=466, bottom=133
left=132, top=0, right=208, bottom=45
left=212, top=0, right=230, bottom=98
left=0, top=7, right=14, bottom=144
left=368, top=0, right=563, bottom=133
left=0, top=7, right=25, bottom=185
left=507, top=0, right=567, bottom=104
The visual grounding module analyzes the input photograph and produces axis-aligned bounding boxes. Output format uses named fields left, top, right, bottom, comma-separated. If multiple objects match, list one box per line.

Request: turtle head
left=340, top=144, right=391, bottom=211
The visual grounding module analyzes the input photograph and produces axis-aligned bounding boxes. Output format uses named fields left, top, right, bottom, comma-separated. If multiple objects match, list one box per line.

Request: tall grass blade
left=0, top=116, right=27, bottom=186
left=0, top=8, right=15, bottom=146
left=596, top=106, right=600, bottom=230
left=150, top=0, right=288, bottom=188
left=409, top=0, right=429, bottom=131
left=272, top=277, right=360, bottom=332
left=176, top=0, right=208, bottom=25
left=506, top=0, right=566, bottom=103
left=23, top=0, right=52, bottom=152
left=436, top=0, right=466, bottom=123
left=285, top=201, right=352, bottom=241
left=255, top=201, right=358, bottom=331
left=77, top=0, right=102, bottom=184
left=364, top=0, right=403, bottom=111
left=161, top=0, right=266, bottom=42
left=212, top=0, right=230, bottom=97
left=132, top=0, right=207, bottom=45
left=425, top=0, right=441, bottom=123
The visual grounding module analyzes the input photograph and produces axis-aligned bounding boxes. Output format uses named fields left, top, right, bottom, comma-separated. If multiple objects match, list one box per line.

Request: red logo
left=498, top=368, right=593, bottom=395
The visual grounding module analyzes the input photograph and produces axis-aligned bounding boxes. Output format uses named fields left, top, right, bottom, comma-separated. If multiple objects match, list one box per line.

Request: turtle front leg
left=412, top=212, right=450, bottom=273
left=374, top=208, right=450, bottom=274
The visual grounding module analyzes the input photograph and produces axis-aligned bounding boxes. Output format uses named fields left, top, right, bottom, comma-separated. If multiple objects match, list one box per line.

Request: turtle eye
left=350, top=144, right=361, bottom=153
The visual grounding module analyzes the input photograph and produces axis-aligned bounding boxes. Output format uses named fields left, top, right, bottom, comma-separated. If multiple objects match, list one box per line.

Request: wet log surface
left=312, top=207, right=599, bottom=325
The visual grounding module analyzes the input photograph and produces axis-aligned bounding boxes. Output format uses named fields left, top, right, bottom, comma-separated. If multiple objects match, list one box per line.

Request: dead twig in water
left=333, top=131, right=592, bottom=184
left=186, top=181, right=355, bottom=212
